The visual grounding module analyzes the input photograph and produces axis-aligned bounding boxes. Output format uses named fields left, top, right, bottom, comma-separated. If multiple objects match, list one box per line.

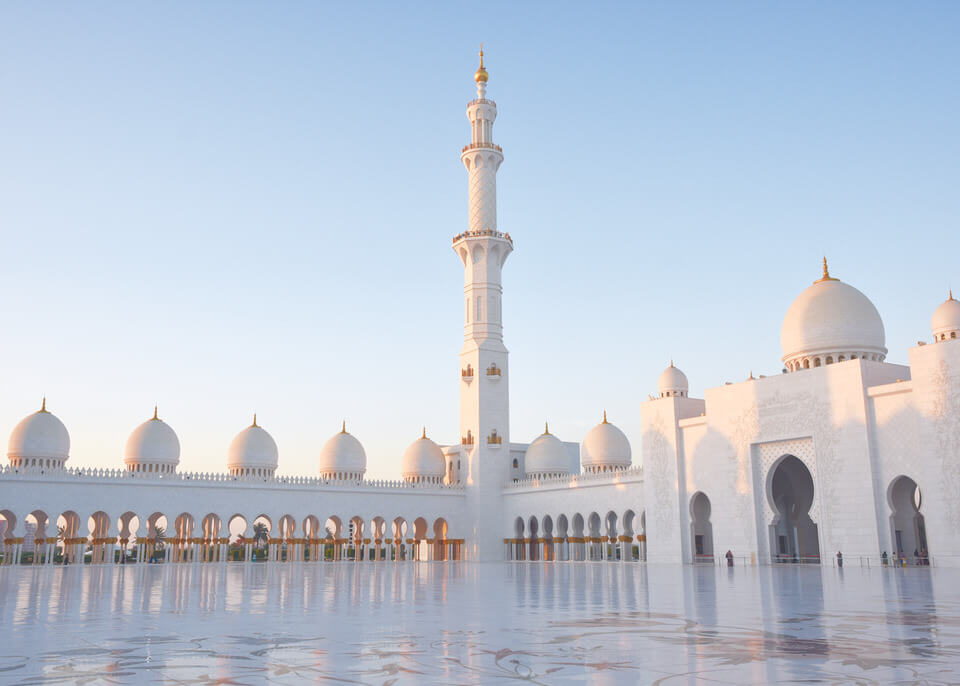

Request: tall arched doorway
left=888, top=476, right=928, bottom=564
left=769, top=455, right=820, bottom=563
left=690, top=492, right=714, bottom=563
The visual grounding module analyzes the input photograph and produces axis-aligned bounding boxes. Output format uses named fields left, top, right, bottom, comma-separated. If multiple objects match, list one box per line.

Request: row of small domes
left=6, top=401, right=634, bottom=479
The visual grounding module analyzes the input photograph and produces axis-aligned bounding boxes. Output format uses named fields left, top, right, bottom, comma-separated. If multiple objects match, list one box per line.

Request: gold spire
left=950, top=288, right=955, bottom=301
left=40, top=396, right=47, bottom=413
left=152, top=405, right=158, bottom=421
left=749, top=370, right=755, bottom=380
left=341, top=420, right=346, bottom=434
left=815, top=256, right=838, bottom=283
left=252, top=413, right=258, bottom=428
left=670, top=359, right=674, bottom=368
left=602, top=410, right=608, bottom=424
left=544, top=421, right=550, bottom=435
left=474, top=45, right=488, bottom=83
left=422, top=426, right=427, bottom=439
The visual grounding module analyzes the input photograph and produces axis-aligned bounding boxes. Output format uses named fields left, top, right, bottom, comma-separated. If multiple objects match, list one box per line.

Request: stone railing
left=502, top=466, right=643, bottom=492
left=0, top=465, right=465, bottom=492
left=452, top=228, right=512, bottom=245
left=467, top=98, right=496, bottom=107
left=461, top=141, right=502, bottom=154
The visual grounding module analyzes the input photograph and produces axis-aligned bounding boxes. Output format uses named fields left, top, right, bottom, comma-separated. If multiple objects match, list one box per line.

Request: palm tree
left=152, top=525, right=166, bottom=552
left=253, top=523, right=269, bottom=550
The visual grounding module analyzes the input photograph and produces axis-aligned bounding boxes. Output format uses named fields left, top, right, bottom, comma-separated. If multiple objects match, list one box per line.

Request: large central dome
left=781, top=259, right=886, bottom=371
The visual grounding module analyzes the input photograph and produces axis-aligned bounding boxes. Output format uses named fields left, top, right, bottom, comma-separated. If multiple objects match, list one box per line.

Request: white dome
left=581, top=413, right=631, bottom=472
left=524, top=425, right=570, bottom=477
left=7, top=400, right=70, bottom=466
left=124, top=410, right=180, bottom=469
left=781, top=260, right=886, bottom=369
left=318, top=424, right=367, bottom=478
left=227, top=417, right=278, bottom=472
left=932, top=291, right=960, bottom=342
left=401, top=430, right=446, bottom=481
left=658, top=362, right=688, bottom=397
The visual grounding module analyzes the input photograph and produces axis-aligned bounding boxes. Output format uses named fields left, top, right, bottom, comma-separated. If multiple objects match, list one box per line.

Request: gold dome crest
left=474, top=46, right=488, bottom=83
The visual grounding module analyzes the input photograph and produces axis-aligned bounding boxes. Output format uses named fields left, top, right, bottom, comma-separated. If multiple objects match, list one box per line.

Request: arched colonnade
left=0, top=508, right=462, bottom=565
left=505, top=509, right=646, bottom=562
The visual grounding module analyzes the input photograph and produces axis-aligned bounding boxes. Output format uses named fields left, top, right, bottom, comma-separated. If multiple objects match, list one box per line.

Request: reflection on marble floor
left=1, top=563, right=958, bottom=685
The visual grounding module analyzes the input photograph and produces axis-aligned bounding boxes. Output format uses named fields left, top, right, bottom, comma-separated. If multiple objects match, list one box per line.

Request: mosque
left=2, top=53, right=959, bottom=568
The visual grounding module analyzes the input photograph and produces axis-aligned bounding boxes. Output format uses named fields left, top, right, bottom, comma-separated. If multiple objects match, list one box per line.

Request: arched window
left=512, top=458, right=518, bottom=468
left=814, top=358, right=821, bottom=367
left=826, top=356, right=834, bottom=365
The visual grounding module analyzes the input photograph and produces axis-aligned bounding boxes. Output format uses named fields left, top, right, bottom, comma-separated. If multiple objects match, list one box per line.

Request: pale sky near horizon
left=1, top=3, right=958, bottom=478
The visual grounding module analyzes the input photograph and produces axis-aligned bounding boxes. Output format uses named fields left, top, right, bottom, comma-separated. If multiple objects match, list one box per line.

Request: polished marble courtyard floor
left=0, top=562, right=957, bottom=685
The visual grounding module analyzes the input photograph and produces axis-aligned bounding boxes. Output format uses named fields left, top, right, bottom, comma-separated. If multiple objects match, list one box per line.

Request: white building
left=2, top=53, right=959, bottom=568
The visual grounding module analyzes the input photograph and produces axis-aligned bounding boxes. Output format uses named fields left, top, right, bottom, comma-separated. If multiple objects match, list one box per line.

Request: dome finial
left=252, top=413, right=258, bottom=427
left=815, top=256, right=838, bottom=283
left=950, top=288, right=954, bottom=301
left=544, top=421, right=550, bottom=435
left=152, top=405, right=158, bottom=420
left=341, top=420, right=346, bottom=433
left=40, top=396, right=47, bottom=413
left=474, top=45, right=489, bottom=83
left=602, top=410, right=608, bottom=424
left=422, top=426, right=427, bottom=439
left=670, top=358, right=674, bottom=368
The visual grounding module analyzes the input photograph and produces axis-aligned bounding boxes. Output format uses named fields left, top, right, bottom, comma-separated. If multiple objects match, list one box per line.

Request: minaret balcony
left=485, top=364, right=501, bottom=379
left=486, top=431, right=502, bottom=447
left=461, top=365, right=474, bottom=383
left=452, top=229, right=513, bottom=245
left=467, top=98, right=497, bottom=107
left=461, top=142, right=502, bottom=154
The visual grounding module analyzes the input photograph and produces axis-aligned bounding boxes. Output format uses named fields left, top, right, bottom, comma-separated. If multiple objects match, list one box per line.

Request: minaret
left=454, top=48, right=512, bottom=561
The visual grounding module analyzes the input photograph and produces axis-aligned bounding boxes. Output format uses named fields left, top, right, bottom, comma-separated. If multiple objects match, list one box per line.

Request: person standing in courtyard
left=725, top=550, right=734, bottom=567
left=836, top=551, right=843, bottom=568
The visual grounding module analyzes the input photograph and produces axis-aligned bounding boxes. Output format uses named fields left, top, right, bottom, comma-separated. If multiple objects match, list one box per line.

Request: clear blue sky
left=1, top=2, right=957, bottom=478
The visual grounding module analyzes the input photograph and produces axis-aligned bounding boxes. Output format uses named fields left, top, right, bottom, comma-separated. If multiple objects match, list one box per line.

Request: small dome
left=524, top=424, right=570, bottom=477
left=401, top=429, right=446, bottom=482
left=124, top=408, right=180, bottom=471
left=318, top=423, right=367, bottom=478
left=227, top=416, right=278, bottom=474
left=581, top=412, right=631, bottom=473
left=7, top=399, right=70, bottom=468
left=932, top=291, right=960, bottom=342
left=781, top=259, right=886, bottom=370
left=658, top=362, right=689, bottom=398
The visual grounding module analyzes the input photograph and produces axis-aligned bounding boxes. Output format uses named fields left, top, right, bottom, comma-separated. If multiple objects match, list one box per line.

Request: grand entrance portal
left=769, top=455, right=820, bottom=563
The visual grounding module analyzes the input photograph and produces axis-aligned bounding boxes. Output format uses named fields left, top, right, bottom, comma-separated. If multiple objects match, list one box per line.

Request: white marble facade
left=2, top=54, right=960, bottom=568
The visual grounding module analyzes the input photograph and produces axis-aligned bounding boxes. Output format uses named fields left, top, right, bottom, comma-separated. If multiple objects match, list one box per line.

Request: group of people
left=881, top=549, right=929, bottom=566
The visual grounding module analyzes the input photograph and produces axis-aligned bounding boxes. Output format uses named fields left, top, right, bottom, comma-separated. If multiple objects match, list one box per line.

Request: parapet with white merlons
left=0, top=464, right=465, bottom=490
left=503, top=465, right=643, bottom=493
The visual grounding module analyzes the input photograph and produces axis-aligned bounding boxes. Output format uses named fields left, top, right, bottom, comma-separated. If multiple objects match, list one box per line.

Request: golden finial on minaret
left=602, top=410, right=608, bottom=424
left=341, top=420, right=346, bottom=433
left=152, top=405, right=158, bottom=420
left=40, top=396, right=47, bottom=413
left=474, top=44, right=488, bottom=83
